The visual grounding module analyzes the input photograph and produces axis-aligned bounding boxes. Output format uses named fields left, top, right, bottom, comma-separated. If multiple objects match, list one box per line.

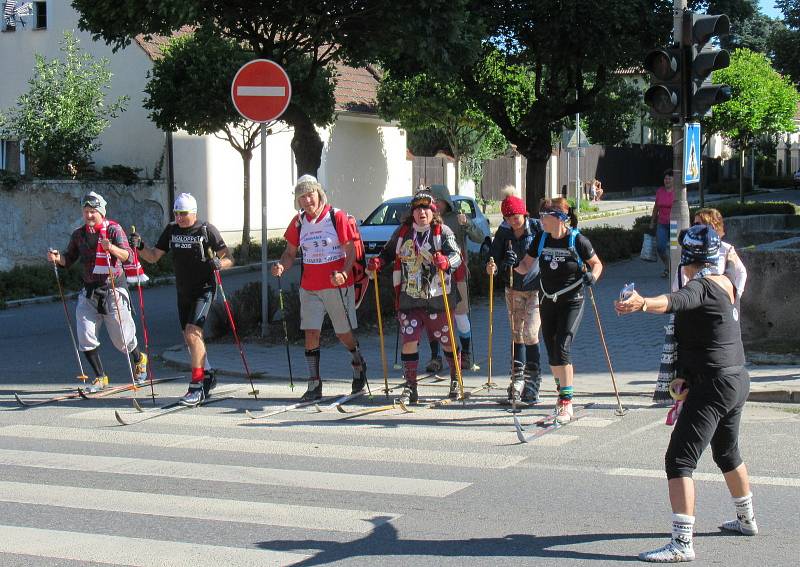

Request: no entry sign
left=231, top=59, right=292, bottom=123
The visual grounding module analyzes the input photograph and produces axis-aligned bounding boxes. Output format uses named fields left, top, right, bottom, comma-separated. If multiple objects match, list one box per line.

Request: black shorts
left=177, top=286, right=216, bottom=330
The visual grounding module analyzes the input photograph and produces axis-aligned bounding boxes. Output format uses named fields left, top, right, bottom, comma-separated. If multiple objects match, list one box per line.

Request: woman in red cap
left=486, top=187, right=545, bottom=405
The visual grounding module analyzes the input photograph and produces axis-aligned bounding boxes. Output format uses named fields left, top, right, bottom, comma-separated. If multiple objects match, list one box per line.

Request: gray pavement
left=162, top=254, right=800, bottom=405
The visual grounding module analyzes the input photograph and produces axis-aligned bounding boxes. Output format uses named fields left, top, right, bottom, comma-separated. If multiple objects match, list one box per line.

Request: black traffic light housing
left=644, top=46, right=683, bottom=120
left=683, top=12, right=732, bottom=118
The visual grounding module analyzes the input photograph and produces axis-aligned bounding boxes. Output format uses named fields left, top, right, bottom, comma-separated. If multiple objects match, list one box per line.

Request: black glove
left=582, top=271, right=596, bottom=287
left=209, top=256, right=222, bottom=271
left=128, top=233, right=144, bottom=250
left=502, top=248, right=518, bottom=268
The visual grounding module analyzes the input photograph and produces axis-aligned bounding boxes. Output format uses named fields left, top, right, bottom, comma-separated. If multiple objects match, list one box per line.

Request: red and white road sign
left=231, top=59, right=292, bottom=123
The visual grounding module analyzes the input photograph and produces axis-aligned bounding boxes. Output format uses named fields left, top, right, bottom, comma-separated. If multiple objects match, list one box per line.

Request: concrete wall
left=739, top=249, right=800, bottom=349
left=0, top=180, right=167, bottom=270
left=723, top=215, right=800, bottom=248
left=0, top=2, right=165, bottom=174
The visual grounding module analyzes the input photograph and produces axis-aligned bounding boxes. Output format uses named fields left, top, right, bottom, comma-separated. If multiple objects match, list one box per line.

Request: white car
left=359, top=195, right=492, bottom=257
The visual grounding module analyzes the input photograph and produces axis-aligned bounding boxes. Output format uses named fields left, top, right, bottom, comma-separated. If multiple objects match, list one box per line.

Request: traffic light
left=643, top=46, right=683, bottom=120
left=683, top=12, right=732, bottom=118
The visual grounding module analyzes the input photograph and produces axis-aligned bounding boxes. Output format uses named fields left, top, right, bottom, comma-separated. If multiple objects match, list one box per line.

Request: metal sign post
left=231, top=59, right=292, bottom=337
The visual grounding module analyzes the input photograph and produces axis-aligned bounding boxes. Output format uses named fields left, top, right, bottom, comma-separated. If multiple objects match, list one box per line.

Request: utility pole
left=669, top=0, right=688, bottom=288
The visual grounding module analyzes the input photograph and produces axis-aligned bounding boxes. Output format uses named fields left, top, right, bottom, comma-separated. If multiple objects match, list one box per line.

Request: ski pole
left=438, top=268, right=464, bottom=399
left=507, top=240, right=514, bottom=288
left=586, top=285, right=626, bottom=416
left=485, top=257, right=497, bottom=390
left=49, top=252, right=88, bottom=382
left=130, top=226, right=157, bottom=405
left=104, top=249, right=138, bottom=390
left=334, top=272, right=371, bottom=397
left=277, top=275, right=294, bottom=390
left=371, top=270, right=390, bottom=398
left=212, top=265, right=259, bottom=399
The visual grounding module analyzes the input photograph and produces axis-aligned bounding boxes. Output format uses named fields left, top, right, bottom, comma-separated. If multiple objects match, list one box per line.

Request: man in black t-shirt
left=131, top=193, right=233, bottom=406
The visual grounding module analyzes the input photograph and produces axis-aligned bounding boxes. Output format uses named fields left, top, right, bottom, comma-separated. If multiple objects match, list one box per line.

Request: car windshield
left=362, top=202, right=411, bottom=226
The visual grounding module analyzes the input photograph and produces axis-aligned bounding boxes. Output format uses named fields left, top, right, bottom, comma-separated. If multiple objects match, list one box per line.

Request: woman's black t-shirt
left=667, top=277, right=745, bottom=373
left=526, top=231, right=595, bottom=296
left=155, top=221, right=226, bottom=295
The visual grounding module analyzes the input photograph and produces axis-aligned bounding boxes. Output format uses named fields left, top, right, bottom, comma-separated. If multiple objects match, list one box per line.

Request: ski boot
left=506, top=361, right=525, bottom=405
left=351, top=360, right=367, bottom=393
left=202, top=369, right=217, bottom=398
left=425, top=356, right=443, bottom=373
left=133, top=352, right=148, bottom=386
left=397, top=382, right=418, bottom=405
left=85, top=375, right=109, bottom=394
left=300, top=379, right=323, bottom=402
left=521, top=362, right=541, bottom=404
left=179, top=383, right=205, bottom=407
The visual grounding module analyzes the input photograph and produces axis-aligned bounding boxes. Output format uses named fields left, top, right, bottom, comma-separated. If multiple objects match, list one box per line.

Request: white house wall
left=0, top=1, right=164, bottom=175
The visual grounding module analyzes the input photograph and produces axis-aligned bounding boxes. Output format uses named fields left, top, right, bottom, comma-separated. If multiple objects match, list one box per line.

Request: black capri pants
left=665, top=366, right=749, bottom=479
left=539, top=291, right=585, bottom=366
left=177, top=285, right=216, bottom=330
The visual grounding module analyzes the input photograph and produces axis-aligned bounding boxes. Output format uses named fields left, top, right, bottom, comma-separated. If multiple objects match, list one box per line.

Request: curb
left=747, top=352, right=800, bottom=366
left=4, top=262, right=265, bottom=309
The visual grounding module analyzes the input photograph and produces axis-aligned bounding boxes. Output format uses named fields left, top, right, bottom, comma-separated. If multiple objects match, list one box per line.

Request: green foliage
left=100, top=164, right=141, bottom=185
left=704, top=49, right=800, bottom=148
left=769, top=23, right=800, bottom=87
left=690, top=201, right=798, bottom=217
left=706, top=179, right=755, bottom=194
left=582, top=77, right=646, bottom=147
left=756, top=175, right=795, bottom=188
left=0, top=170, right=21, bottom=190
left=0, top=263, right=83, bottom=301
left=0, top=32, right=127, bottom=177
left=231, top=238, right=286, bottom=264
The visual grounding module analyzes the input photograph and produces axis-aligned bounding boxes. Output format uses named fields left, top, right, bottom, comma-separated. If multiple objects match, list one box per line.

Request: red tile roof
left=135, top=33, right=379, bottom=114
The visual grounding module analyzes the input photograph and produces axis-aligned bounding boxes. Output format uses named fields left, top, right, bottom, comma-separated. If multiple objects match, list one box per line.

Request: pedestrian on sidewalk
left=591, top=179, right=603, bottom=202
left=271, top=175, right=368, bottom=402
left=46, top=192, right=148, bottom=392
left=130, top=193, right=232, bottom=406
left=615, top=224, right=757, bottom=563
left=514, top=197, right=603, bottom=423
left=486, top=187, right=545, bottom=404
left=650, top=169, right=674, bottom=278
left=367, top=190, right=463, bottom=404
left=423, top=184, right=485, bottom=373
left=673, top=208, right=747, bottom=299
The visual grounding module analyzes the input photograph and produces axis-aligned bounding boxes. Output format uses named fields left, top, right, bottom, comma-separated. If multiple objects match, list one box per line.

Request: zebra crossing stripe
left=0, top=425, right=524, bottom=469
left=0, top=480, right=397, bottom=533
left=0, top=524, right=308, bottom=566
left=0, top=448, right=469, bottom=497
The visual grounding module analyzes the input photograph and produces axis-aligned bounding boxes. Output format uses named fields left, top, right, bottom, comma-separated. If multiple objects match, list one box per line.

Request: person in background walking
left=513, top=197, right=603, bottom=423
left=486, top=187, right=545, bottom=404
left=650, top=170, right=674, bottom=278
left=615, top=224, right=757, bottom=563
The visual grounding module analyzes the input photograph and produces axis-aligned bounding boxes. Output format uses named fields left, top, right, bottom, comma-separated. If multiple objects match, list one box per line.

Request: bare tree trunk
left=284, top=105, right=324, bottom=176
left=241, top=150, right=252, bottom=260
left=525, top=158, right=548, bottom=213
left=739, top=148, right=745, bottom=204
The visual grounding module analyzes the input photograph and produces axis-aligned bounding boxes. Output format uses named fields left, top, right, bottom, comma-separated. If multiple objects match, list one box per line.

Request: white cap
left=173, top=192, right=198, bottom=213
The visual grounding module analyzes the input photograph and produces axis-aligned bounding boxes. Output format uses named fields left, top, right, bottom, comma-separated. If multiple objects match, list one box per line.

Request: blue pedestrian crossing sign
left=684, top=122, right=701, bottom=185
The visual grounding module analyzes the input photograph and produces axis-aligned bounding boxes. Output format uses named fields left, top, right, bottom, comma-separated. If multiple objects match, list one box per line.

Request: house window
left=34, top=1, right=46, bottom=30
left=0, top=140, right=6, bottom=169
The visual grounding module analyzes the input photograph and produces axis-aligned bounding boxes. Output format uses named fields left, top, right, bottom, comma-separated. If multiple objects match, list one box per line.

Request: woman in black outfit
left=515, top=197, right=603, bottom=424
left=615, top=224, right=757, bottom=563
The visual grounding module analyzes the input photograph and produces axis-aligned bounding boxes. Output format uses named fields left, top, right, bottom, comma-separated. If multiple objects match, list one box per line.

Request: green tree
left=71, top=0, right=477, bottom=177
left=0, top=31, right=127, bottom=177
left=143, top=28, right=333, bottom=257
left=769, top=1, right=800, bottom=86
left=703, top=48, right=799, bottom=201
left=377, top=72, right=507, bottom=194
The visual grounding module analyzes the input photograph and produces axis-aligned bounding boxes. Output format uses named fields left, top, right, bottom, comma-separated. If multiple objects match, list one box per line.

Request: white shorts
left=300, top=286, right=357, bottom=334
left=76, top=287, right=138, bottom=353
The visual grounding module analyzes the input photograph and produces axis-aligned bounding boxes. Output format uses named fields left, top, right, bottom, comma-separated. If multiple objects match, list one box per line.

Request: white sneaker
left=720, top=518, right=758, bottom=536
left=554, top=401, right=574, bottom=424
left=638, top=540, right=695, bottom=562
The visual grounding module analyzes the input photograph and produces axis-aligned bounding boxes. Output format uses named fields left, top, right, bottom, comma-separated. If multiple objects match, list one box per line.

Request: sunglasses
left=82, top=199, right=102, bottom=209
left=174, top=210, right=193, bottom=216
left=539, top=211, right=561, bottom=218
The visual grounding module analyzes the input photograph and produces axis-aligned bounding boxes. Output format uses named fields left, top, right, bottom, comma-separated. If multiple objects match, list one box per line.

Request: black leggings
left=177, top=286, right=216, bottom=330
left=540, top=292, right=584, bottom=366
left=665, top=366, right=749, bottom=479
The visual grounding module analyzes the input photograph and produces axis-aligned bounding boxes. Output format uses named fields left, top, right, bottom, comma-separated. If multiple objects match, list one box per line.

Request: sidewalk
left=162, top=256, right=800, bottom=404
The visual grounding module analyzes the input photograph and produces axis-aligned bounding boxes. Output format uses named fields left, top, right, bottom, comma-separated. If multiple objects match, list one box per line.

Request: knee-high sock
left=429, top=340, right=440, bottom=360
left=83, top=348, right=104, bottom=377
left=402, top=352, right=419, bottom=386
left=444, top=351, right=460, bottom=380
left=305, top=348, right=321, bottom=382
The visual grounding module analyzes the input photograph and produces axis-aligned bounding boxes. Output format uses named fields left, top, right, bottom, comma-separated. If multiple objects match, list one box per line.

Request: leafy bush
left=0, top=263, right=84, bottom=301
left=706, top=178, right=754, bottom=194
left=101, top=164, right=141, bottom=185
left=691, top=201, right=798, bottom=218
left=756, top=176, right=794, bottom=188
left=232, top=237, right=286, bottom=264
left=566, top=198, right=599, bottom=213
left=0, top=169, right=21, bottom=190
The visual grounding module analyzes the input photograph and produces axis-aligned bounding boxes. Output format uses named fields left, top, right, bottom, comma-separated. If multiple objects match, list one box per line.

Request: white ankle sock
left=733, top=493, right=754, bottom=522
left=671, top=513, right=695, bottom=548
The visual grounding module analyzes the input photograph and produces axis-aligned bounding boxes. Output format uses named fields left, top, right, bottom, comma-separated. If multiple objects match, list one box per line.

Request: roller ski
left=115, top=384, right=243, bottom=426
left=513, top=402, right=595, bottom=443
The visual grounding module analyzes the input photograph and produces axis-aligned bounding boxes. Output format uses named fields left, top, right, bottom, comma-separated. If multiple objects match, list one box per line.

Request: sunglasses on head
left=82, top=198, right=102, bottom=209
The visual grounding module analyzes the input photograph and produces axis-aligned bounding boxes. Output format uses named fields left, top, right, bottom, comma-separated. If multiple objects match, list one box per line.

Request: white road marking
left=0, top=425, right=524, bottom=469
left=609, top=467, right=800, bottom=487
left=0, top=448, right=469, bottom=497
left=0, top=524, right=308, bottom=566
left=0, top=481, right=396, bottom=533
left=236, top=86, right=285, bottom=97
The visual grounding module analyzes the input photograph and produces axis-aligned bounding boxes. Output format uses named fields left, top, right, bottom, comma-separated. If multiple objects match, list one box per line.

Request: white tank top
left=299, top=209, right=345, bottom=265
